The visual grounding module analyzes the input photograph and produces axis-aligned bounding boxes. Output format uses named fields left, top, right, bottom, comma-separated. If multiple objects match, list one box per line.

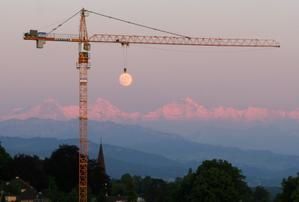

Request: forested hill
left=1, top=136, right=299, bottom=186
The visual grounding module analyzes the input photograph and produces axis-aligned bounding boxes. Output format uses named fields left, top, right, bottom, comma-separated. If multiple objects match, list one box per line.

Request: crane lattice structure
left=23, top=8, right=280, bottom=202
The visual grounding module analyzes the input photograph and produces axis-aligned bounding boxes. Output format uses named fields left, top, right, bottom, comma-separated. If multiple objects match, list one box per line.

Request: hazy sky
left=0, top=0, right=298, bottom=113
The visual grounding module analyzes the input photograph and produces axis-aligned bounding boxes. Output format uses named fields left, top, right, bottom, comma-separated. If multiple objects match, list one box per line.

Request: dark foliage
left=137, top=176, right=174, bottom=202
left=253, top=186, right=271, bottom=202
left=44, top=145, right=79, bottom=193
left=0, top=143, right=12, bottom=180
left=1, top=144, right=299, bottom=201
left=89, top=159, right=111, bottom=201
left=175, top=159, right=253, bottom=202
left=11, top=154, right=48, bottom=191
left=111, top=174, right=137, bottom=202
left=275, top=173, right=299, bottom=202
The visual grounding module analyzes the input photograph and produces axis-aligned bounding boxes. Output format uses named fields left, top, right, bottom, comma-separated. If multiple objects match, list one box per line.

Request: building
left=107, top=196, right=128, bottom=202
left=2, top=177, right=49, bottom=202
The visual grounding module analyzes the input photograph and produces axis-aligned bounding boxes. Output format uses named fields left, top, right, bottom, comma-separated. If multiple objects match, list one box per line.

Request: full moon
left=119, top=73, right=133, bottom=87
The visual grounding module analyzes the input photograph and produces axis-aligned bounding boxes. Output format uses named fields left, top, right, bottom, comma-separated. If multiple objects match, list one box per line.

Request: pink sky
left=0, top=1, right=298, bottom=114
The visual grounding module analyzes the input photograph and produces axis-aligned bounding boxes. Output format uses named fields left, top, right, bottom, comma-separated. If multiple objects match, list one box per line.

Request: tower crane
left=23, top=8, right=280, bottom=202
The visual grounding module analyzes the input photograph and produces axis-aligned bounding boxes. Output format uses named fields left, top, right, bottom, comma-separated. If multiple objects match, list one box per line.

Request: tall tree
left=253, top=186, right=271, bottom=202
left=121, top=174, right=137, bottom=202
left=275, top=173, right=299, bottom=202
left=0, top=144, right=12, bottom=180
left=174, top=169, right=195, bottom=202
left=45, top=145, right=79, bottom=193
left=176, top=159, right=252, bottom=202
left=11, top=154, right=47, bottom=190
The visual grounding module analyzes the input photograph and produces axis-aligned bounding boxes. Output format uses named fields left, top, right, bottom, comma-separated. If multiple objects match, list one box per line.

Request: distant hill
left=1, top=123, right=299, bottom=186
left=0, top=137, right=186, bottom=179
left=141, top=119, right=299, bottom=156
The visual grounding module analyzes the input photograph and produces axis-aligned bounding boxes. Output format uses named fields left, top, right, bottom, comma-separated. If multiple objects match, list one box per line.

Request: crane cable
left=47, top=9, right=82, bottom=34
left=123, top=45, right=128, bottom=69
left=86, top=9, right=191, bottom=39
left=46, top=8, right=192, bottom=39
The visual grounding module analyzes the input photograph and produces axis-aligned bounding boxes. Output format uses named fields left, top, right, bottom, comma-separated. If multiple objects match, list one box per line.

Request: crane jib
left=24, top=32, right=280, bottom=48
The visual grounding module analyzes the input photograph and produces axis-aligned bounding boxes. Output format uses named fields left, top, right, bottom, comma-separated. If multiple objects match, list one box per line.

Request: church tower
left=98, top=142, right=106, bottom=175
left=97, top=141, right=110, bottom=198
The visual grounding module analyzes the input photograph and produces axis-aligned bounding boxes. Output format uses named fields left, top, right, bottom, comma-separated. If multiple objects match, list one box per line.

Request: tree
left=253, top=186, right=271, bottom=202
left=121, top=174, right=137, bottom=202
left=111, top=180, right=126, bottom=196
left=45, top=177, right=78, bottom=202
left=0, top=144, right=12, bottom=180
left=45, top=177, right=61, bottom=201
left=45, top=145, right=79, bottom=193
left=174, top=169, right=195, bottom=202
left=137, top=176, right=173, bottom=202
left=65, top=187, right=78, bottom=202
left=275, top=173, right=299, bottom=202
left=89, top=159, right=111, bottom=200
left=176, top=159, right=252, bottom=202
left=11, top=154, right=48, bottom=190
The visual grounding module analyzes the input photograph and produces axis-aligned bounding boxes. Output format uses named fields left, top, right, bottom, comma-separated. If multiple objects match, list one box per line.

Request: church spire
left=97, top=139, right=106, bottom=174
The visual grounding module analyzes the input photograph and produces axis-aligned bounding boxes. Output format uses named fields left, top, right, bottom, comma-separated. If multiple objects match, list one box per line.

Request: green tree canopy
left=253, top=186, right=271, bottom=202
left=11, top=154, right=47, bottom=191
left=0, top=144, right=12, bottom=180
left=45, top=145, right=78, bottom=193
left=141, top=176, right=173, bottom=202
left=121, top=174, right=137, bottom=202
left=275, top=173, right=299, bottom=202
left=177, top=159, right=252, bottom=202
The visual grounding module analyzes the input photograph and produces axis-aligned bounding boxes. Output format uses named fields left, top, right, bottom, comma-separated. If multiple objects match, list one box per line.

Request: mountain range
left=1, top=98, right=299, bottom=156
left=1, top=97, right=299, bottom=122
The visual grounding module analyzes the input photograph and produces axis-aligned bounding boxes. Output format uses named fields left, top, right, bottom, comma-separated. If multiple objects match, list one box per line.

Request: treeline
left=1, top=144, right=299, bottom=202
